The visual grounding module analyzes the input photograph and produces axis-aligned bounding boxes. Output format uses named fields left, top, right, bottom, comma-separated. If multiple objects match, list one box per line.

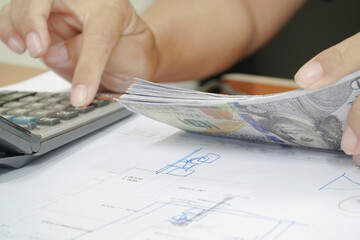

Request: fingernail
left=44, top=43, right=68, bottom=65
left=353, top=155, right=360, bottom=166
left=295, top=61, right=323, bottom=88
left=26, top=32, right=43, bottom=57
left=71, top=84, right=88, bottom=107
left=341, top=125, right=360, bottom=155
left=7, top=37, right=25, bottom=54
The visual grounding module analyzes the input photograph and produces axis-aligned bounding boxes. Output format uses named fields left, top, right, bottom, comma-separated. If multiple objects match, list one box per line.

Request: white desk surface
left=0, top=72, right=359, bottom=240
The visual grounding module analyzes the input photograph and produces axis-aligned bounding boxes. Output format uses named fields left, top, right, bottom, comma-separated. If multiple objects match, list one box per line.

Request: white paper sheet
left=0, top=72, right=359, bottom=240
left=1, top=71, right=71, bottom=92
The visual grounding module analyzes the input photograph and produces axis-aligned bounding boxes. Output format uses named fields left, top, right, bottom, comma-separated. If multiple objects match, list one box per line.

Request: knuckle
left=0, top=4, right=8, bottom=22
left=86, top=30, right=116, bottom=52
left=0, top=4, right=10, bottom=24
left=101, top=0, right=130, bottom=13
left=321, top=45, right=345, bottom=67
left=316, top=33, right=360, bottom=81
left=10, top=4, right=46, bottom=34
left=12, top=13, right=33, bottom=33
left=0, top=4, right=14, bottom=39
left=21, top=6, right=38, bottom=23
left=98, top=28, right=117, bottom=42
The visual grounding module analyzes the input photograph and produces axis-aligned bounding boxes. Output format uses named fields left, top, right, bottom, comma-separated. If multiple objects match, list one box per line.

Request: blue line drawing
left=155, top=148, right=221, bottom=177
left=319, top=173, right=360, bottom=191
left=72, top=199, right=304, bottom=240
left=170, top=197, right=232, bottom=226
left=170, top=207, right=206, bottom=226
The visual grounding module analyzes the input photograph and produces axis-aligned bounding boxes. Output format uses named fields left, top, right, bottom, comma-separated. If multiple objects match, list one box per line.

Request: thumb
left=294, top=33, right=360, bottom=90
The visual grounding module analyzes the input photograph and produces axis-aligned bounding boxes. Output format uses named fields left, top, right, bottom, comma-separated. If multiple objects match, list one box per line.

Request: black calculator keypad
left=0, top=91, right=121, bottom=131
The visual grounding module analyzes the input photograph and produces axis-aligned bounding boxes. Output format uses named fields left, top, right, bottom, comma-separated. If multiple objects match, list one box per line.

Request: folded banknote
left=117, top=70, right=360, bottom=151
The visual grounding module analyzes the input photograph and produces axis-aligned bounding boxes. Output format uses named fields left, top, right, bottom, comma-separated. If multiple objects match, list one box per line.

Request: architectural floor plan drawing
left=1, top=106, right=360, bottom=239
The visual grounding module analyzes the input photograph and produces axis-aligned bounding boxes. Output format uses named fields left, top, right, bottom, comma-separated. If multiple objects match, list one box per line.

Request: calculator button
left=23, top=102, right=50, bottom=109
left=45, top=103, right=71, bottom=111
left=28, top=109, right=56, bottom=118
left=35, top=92, right=56, bottom=98
left=0, top=108, right=8, bottom=114
left=19, top=96, right=44, bottom=102
left=91, top=99, right=109, bottom=108
left=51, top=110, right=78, bottom=120
left=0, top=90, right=16, bottom=98
left=55, top=92, right=70, bottom=98
left=2, top=101, right=27, bottom=108
left=6, top=108, right=33, bottom=116
left=40, top=97, right=65, bottom=104
left=60, top=100, right=71, bottom=105
left=67, top=106, right=95, bottom=114
left=37, top=117, right=61, bottom=126
left=12, top=116, right=37, bottom=125
left=0, top=92, right=35, bottom=101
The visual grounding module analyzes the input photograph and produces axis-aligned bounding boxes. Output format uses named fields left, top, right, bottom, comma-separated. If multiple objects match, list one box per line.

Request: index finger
left=70, top=8, right=126, bottom=107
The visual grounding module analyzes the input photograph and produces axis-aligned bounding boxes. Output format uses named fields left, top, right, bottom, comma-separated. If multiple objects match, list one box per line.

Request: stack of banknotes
left=117, top=70, right=360, bottom=151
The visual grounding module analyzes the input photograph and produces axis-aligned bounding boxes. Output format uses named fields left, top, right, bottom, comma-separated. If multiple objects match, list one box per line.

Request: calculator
left=0, top=90, right=132, bottom=168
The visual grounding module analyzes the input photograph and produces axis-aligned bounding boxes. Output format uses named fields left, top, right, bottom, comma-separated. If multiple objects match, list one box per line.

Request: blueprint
left=1, top=72, right=360, bottom=240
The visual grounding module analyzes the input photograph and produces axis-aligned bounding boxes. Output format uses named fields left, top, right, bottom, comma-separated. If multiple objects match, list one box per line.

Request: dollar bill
left=117, top=70, right=360, bottom=151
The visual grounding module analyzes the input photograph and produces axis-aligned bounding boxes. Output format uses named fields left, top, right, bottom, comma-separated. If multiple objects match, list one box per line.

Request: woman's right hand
left=0, top=0, right=159, bottom=107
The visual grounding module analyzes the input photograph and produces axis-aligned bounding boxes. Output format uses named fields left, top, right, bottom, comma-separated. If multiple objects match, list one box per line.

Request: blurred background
left=225, top=0, right=360, bottom=79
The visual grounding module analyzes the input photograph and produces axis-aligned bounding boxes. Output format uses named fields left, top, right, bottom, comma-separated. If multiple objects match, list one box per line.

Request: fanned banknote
left=117, top=70, right=360, bottom=151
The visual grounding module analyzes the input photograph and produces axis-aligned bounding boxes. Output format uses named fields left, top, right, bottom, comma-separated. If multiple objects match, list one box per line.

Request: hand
left=294, top=33, right=360, bottom=165
left=0, top=0, right=159, bottom=107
